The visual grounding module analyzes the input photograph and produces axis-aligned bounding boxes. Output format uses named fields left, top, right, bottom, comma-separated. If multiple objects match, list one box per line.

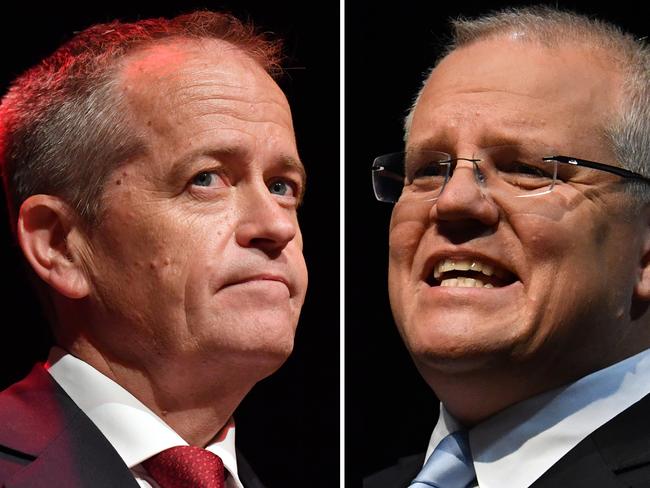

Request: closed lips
left=240, top=275, right=288, bottom=284
left=222, top=274, right=290, bottom=289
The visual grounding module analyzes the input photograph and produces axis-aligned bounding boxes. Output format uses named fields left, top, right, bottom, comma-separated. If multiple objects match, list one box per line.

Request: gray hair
left=0, top=11, right=283, bottom=232
left=404, top=6, right=650, bottom=201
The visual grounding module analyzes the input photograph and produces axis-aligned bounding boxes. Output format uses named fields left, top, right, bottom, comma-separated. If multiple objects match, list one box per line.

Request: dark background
left=345, top=1, right=647, bottom=486
left=0, top=2, right=339, bottom=488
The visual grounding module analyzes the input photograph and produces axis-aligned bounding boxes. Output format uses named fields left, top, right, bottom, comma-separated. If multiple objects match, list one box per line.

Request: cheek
left=179, top=214, right=238, bottom=287
left=292, top=246, right=308, bottom=300
left=508, top=207, right=604, bottom=263
left=508, top=212, right=605, bottom=332
left=90, top=203, right=234, bottom=304
left=388, top=219, right=427, bottom=311
left=89, top=228, right=188, bottom=322
left=507, top=208, right=632, bottom=352
left=389, top=220, right=428, bottom=264
left=388, top=208, right=429, bottom=324
left=293, top=222, right=305, bottom=252
left=388, top=203, right=430, bottom=265
left=504, top=187, right=619, bottom=262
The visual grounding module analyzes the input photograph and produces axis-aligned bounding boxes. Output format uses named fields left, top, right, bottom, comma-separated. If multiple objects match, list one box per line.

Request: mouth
left=426, top=257, right=517, bottom=289
left=222, top=273, right=291, bottom=292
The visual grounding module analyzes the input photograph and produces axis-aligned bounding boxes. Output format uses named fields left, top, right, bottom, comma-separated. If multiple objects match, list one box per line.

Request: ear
left=17, top=195, right=91, bottom=299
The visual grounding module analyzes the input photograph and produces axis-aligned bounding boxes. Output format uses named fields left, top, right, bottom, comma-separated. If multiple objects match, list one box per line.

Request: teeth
left=434, top=258, right=501, bottom=280
left=440, top=277, right=493, bottom=288
left=440, top=278, right=457, bottom=287
left=458, top=277, right=477, bottom=288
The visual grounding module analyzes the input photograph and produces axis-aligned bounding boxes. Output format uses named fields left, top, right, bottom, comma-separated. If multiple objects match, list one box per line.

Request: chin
left=234, top=337, right=296, bottom=381
left=233, top=315, right=297, bottom=361
left=411, top=343, right=507, bottom=375
left=400, top=314, right=528, bottom=375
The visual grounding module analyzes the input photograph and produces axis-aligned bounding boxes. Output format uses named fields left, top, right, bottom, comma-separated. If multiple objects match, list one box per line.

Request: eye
left=191, top=171, right=226, bottom=188
left=496, top=161, right=552, bottom=179
left=513, top=163, right=547, bottom=177
left=405, top=152, right=451, bottom=183
left=412, top=163, right=447, bottom=180
left=268, top=179, right=296, bottom=197
left=494, top=158, right=556, bottom=191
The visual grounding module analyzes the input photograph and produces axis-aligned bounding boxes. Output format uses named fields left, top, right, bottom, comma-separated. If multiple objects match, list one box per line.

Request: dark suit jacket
left=364, top=392, right=650, bottom=488
left=0, top=364, right=265, bottom=488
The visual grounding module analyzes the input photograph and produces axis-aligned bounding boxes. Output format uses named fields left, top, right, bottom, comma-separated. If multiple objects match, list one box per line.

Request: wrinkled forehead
left=116, top=38, right=291, bottom=122
left=409, top=36, right=624, bottom=151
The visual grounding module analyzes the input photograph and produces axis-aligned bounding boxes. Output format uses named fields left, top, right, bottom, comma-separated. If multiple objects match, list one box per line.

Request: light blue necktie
left=410, top=431, right=476, bottom=488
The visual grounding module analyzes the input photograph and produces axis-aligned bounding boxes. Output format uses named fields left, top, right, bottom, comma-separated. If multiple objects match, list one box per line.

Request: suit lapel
left=1, top=365, right=139, bottom=488
left=363, top=453, right=424, bottom=488
left=532, top=392, right=650, bottom=488
left=237, top=451, right=266, bottom=488
left=2, top=366, right=270, bottom=488
left=590, top=391, right=650, bottom=487
left=530, top=434, right=623, bottom=488
left=5, top=407, right=139, bottom=488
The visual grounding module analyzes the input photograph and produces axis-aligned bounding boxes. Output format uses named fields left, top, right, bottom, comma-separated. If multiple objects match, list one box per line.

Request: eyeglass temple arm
left=544, top=155, right=650, bottom=182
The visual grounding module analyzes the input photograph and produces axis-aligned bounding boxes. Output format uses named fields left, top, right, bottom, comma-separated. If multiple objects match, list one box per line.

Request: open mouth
left=426, top=258, right=517, bottom=288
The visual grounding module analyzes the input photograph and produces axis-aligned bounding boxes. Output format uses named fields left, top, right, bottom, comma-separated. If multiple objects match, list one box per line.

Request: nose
left=431, top=162, right=499, bottom=226
left=235, top=184, right=298, bottom=256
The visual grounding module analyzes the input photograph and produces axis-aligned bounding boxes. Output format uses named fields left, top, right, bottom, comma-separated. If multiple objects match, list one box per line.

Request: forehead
left=409, top=36, right=623, bottom=155
left=120, top=38, right=282, bottom=97
left=117, top=38, right=294, bottom=137
left=111, top=38, right=300, bottom=182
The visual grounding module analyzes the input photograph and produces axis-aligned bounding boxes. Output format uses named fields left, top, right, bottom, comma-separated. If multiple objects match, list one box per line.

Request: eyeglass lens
left=372, top=145, right=560, bottom=203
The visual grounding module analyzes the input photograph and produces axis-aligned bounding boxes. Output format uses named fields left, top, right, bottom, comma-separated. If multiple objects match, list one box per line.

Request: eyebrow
left=409, top=129, right=547, bottom=154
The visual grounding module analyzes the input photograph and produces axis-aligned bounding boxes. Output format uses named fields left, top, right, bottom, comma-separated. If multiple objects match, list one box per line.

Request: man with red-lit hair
left=0, top=11, right=307, bottom=487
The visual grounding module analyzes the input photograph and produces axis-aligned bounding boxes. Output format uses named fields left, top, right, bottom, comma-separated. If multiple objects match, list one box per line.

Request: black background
left=0, top=2, right=339, bottom=488
left=345, top=1, right=647, bottom=486
left=4, top=1, right=649, bottom=487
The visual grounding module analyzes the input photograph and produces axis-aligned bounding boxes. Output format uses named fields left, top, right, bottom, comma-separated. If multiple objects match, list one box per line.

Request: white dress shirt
left=424, top=347, right=650, bottom=488
left=45, top=347, right=244, bottom=488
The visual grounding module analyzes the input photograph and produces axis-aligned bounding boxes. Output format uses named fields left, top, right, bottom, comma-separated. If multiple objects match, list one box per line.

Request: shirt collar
left=45, top=347, right=243, bottom=488
left=425, top=347, right=650, bottom=488
left=425, top=404, right=463, bottom=461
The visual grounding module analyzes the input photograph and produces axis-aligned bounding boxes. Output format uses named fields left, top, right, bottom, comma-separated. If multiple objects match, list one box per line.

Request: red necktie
left=142, top=446, right=226, bottom=488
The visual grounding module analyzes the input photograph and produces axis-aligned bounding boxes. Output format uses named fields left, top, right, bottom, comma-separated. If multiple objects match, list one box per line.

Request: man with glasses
left=367, top=7, right=650, bottom=488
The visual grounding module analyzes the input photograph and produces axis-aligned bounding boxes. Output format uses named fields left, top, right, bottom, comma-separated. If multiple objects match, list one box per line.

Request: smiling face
left=389, top=36, right=649, bottom=386
left=77, top=39, right=307, bottom=380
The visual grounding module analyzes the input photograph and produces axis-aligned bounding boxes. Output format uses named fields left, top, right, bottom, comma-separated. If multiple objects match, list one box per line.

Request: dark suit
left=0, top=364, right=265, bottom=488
left=364, top=393, right=650, bottom=488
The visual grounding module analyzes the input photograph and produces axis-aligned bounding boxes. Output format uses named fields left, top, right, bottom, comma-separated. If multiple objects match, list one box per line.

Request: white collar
left=425, top=347, right=650, bottom=488
left=45, top=347, right=243, bottom=488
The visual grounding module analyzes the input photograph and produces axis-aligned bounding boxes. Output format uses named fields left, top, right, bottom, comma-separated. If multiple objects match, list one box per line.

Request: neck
left=419, top=325, right=650, bottom=426
left=65, top=338, right=255, bottom=447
